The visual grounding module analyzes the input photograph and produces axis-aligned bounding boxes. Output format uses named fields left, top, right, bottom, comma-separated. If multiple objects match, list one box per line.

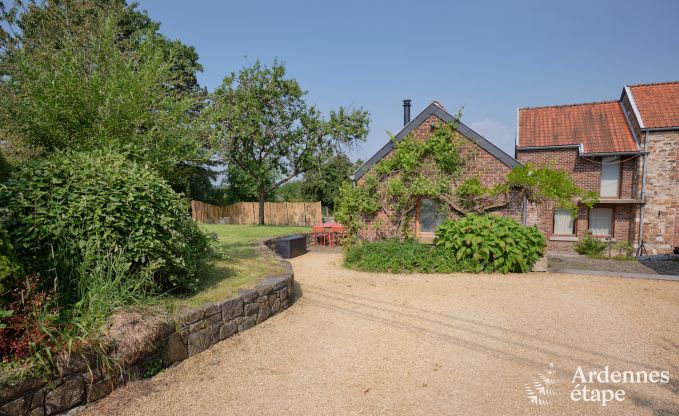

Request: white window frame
left=600, top=156, right=620, bottom=198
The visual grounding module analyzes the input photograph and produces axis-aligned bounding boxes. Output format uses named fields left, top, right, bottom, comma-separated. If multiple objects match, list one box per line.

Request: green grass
left=173, top=225, right=309, bottom=308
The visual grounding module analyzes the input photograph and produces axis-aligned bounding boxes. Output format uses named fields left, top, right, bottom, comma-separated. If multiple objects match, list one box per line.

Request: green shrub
left=0, top=150, right=210, bottom=295
left=0, top=223, right=21, bottom=296
left=612, top=240, right=634, bottom=257
left=434, top=214, right=545, bottom=273
left=344, top=239, right=470, bottom=273
left=573, top=234, right=607, bottom=258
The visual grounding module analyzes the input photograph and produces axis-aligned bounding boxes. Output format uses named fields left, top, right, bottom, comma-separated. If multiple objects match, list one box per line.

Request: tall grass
left=1, top=240, right=161, bottom=382
left=68, top=243, right=157, bottom=335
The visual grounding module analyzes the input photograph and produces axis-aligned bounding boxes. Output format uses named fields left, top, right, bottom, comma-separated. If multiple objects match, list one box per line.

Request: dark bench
left=275, top=234, right=307, bottom=259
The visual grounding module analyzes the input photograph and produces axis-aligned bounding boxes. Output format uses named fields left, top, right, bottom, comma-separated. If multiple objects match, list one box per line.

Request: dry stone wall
left=641, top=130, right=679, bottom=253
left=0, top=237, right=297, bottom=416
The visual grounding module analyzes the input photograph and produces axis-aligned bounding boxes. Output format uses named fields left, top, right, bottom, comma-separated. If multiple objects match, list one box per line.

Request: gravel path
left=84, top=251, right=679, bottom=415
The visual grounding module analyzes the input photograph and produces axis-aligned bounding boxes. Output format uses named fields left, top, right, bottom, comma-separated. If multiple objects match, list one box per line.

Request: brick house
left=352, top=101, right=523, bottom=242
left=517, top=81, right=679, bottom=254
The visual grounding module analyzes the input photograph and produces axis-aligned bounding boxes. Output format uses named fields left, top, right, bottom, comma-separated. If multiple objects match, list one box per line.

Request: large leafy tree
left=0, top=0, right=206, bottom=186
left=205, top=60, right=370, bottom=224
left=299, top=155, right=358, bottom=209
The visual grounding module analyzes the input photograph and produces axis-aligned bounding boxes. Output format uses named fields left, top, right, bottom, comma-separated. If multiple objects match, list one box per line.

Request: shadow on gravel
left=303, top=284, right=678, bottom=414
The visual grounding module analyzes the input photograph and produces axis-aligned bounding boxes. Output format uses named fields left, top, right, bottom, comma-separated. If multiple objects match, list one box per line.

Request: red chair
left=331, top=224, right=346, bottom=247
left=312, top=225, right=328, bottom=246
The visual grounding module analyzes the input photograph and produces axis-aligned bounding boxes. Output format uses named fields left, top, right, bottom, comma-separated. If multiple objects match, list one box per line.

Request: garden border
left=0, top=236, right=299, bottom=416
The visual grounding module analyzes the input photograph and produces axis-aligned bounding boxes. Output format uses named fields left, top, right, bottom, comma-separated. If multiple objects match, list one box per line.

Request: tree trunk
left=258, top=190, right=266, bottom=225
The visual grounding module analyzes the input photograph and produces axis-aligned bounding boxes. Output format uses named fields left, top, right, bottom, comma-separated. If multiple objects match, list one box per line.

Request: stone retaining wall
left=0, top=237, right=297, bottom=416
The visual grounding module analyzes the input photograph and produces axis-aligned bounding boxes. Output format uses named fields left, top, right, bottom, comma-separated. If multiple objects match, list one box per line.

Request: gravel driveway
left=84, top=251, right=679, bottom=415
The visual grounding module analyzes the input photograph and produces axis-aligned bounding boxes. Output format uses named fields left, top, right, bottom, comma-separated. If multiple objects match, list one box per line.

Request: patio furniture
left=312, top=225, right=330, bottom=247
left=313, top=222, right=346, bottom=248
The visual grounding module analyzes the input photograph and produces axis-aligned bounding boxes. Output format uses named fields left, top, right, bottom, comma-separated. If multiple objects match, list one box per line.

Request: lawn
left=174, top=224, right=310, bottom=308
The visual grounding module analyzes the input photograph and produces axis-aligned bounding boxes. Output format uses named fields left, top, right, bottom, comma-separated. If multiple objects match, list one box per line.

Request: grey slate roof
left=353, top=102, right=521, bottom=181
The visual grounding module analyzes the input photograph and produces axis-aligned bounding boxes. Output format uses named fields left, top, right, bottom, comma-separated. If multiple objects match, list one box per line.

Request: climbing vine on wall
left=335, top=120, right=597, bottom=239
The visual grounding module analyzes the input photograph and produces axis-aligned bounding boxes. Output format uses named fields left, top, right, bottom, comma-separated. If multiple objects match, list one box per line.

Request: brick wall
left=516, top=148, right=641, bottom=252
left=358, top=115, right=523, bottom=241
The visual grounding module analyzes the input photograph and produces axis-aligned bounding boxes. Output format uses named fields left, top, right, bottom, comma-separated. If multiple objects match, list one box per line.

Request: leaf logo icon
left=525, top=362, right=558, bottom=406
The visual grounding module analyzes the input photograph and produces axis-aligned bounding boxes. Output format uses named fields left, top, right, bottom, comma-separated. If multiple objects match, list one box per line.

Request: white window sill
left=549, top=235, right=578, bottom=242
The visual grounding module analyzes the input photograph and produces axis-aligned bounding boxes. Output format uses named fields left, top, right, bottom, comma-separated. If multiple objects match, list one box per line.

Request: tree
left=205, top=60, right=370, bottom=224
left=300, top=154, right=357, bottom=209
left=221, top=165, right=273, bottom=204
left=0, top=0, right=206, bottom=185
left=275, top=180, right=306, bottom=202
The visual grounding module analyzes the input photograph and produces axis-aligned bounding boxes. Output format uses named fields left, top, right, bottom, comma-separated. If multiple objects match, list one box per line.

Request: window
left=600, top=156, right=620, bottom=197
left=589, top=208, right=613, bottom=236
left=553, top=209, right=575, bottom=235
left=419, top=198, right=447, bottom=233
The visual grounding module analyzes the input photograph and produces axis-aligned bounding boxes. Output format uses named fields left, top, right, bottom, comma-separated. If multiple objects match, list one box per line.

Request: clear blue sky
left=137, top=0, right=679, bottom=161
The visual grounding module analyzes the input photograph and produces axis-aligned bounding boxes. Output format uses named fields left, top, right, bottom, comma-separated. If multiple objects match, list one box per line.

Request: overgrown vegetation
left=506, top=164, right=598, bottom=212
left=573, top=235, right=607, bottom=258
left=0, top=0, right=210, bottom=199
left=435, top=214, right=545, bottom=273
left=345, top=215, right=545, bottom=274
left=0, top=223, right=20, bottom=294
left=0, top=151, right=210, bottom=295
left=573, top=236, right=636, bottom=261
left=345, top=239, right=471, bottom=273
left=0, top=152, right=210, bottom=380
left=0, top=0, right=361, bottom=385
left=335, top=123, right=597, bottom=241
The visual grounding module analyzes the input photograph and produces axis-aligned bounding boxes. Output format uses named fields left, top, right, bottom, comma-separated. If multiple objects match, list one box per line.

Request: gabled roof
left=353, top=102, right=520, bottom=180
left=517, top=100, right=639, bottom=154
left=627, top=80, right=679, bottom=129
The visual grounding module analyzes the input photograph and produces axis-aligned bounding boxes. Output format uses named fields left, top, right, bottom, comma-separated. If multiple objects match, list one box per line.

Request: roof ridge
left=626, top=80, right=679, bottom=88
left=519, top=99, right=619, bottom=111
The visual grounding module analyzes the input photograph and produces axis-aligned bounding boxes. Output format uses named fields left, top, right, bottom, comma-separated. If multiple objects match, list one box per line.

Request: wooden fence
left=190, top=200, right=322, bottom=226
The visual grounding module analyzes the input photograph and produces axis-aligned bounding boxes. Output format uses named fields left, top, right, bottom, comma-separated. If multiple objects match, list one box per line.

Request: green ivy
left=336, top=123, right=467, bottom=238
left=336, top=120, right=594, bottom=240
left=506, top=164, right=598, bottom=212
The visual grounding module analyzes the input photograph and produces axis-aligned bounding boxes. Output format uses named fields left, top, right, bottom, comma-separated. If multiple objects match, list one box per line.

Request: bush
left=573, top=234, right=607, bottom=258
left=434, top=214, right=545, bottom=273
left=0, top=223, right=21, bottom=297
left=344, top=239, right=470, bottom=273
left=0, top=150, right=210, bottom=295
left=613, top=240, right=634, bottom=257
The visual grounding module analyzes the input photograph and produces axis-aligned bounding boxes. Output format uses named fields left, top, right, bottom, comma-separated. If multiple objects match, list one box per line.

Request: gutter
left=515, top=108, right=520, bottom=159
left=581, top=151, right=647, bottom=156
left=640, top=126, right=679, bottom=132
left=516, top=144, right=582, bottom=151
left=638, top=131, right=648, bottom=253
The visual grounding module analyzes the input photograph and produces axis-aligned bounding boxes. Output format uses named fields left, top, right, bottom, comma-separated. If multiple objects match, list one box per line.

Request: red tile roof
left=518, top=100, right=638, bottom=153
left=628, top=81, right=679, bottom=129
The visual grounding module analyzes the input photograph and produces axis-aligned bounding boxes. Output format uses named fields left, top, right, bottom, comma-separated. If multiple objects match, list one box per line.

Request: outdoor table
left=312, top=222, right=346, bottom=248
